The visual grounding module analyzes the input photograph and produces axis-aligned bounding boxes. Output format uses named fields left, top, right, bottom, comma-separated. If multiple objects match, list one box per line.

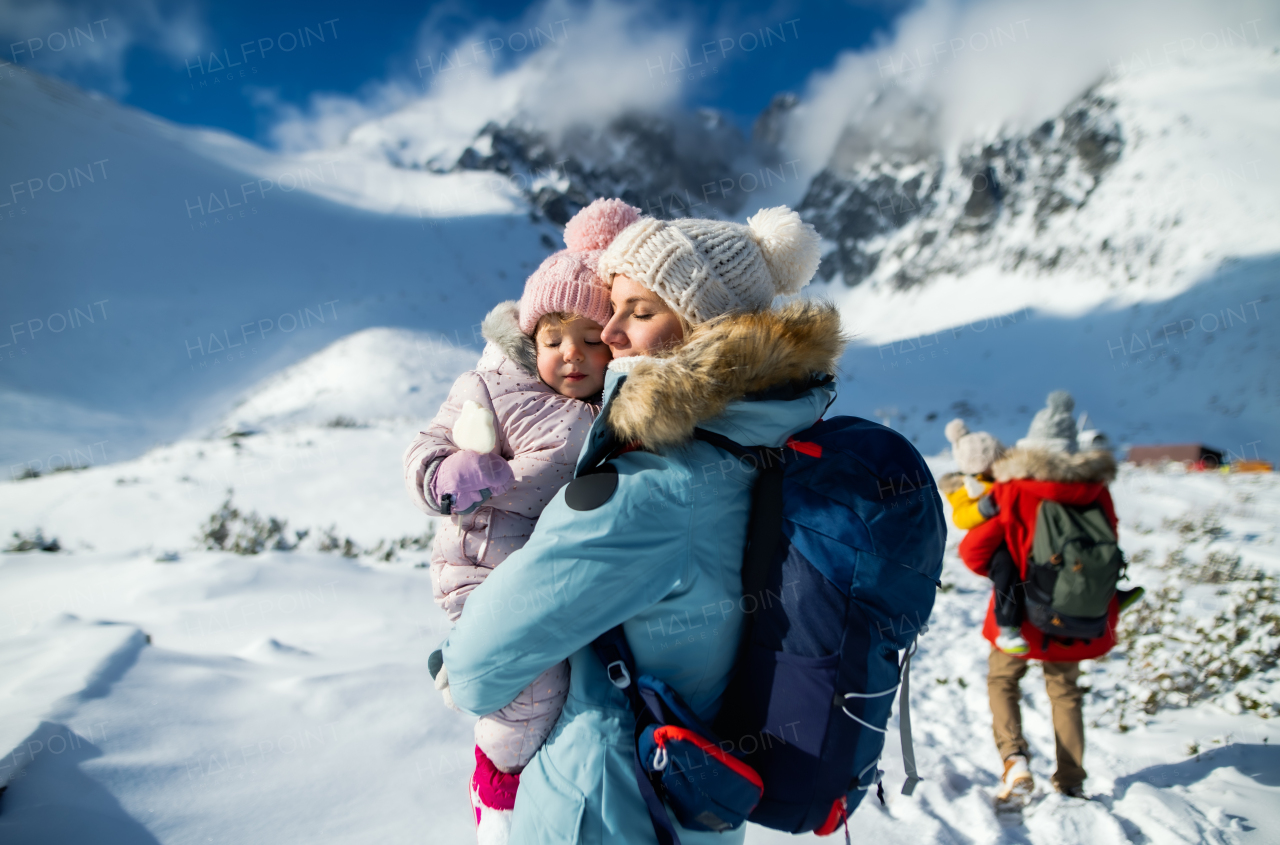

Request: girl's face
left=601, top=274, right=685, bottom=357
left=535, top=317, right=611, bottom=399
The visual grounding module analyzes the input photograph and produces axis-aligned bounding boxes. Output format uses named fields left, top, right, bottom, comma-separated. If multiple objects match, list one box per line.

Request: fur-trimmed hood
left=992, top=446, right=1117, bottom=484
left=481, top=300, right=537, bottom=376
left=605, top=300, right=846, bottom=450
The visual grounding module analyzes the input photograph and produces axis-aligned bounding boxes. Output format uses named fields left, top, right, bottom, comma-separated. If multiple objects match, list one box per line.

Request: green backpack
left=1023, top=500, right=1123, bottom=640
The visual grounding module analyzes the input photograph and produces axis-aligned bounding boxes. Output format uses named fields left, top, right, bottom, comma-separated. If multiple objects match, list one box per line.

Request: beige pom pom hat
left=945, top=418, right=1005, bottom=476
left=597, top=206, right=823, bottom=325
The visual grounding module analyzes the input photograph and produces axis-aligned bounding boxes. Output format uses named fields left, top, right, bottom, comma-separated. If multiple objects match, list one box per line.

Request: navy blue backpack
left=591, top=414, right=947, bottom=842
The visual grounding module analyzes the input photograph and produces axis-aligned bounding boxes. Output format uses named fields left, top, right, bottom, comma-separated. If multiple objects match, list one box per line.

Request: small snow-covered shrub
left=312, top=525, right=435, bottom=563
left=5, top=529, right=60, bottom=552
left=198, top=495, right=305, bottom=555
left=325, top=416, right=360, bottom=428
left=314, top=525, right=359, bottom=558
left=363, top=531, right=435, bottom=563
left=1161, top=511, right=1227, bottom=543
left=1192, top=550, right=1262, bottom=584
left=193, top=497, right=436, bottom=563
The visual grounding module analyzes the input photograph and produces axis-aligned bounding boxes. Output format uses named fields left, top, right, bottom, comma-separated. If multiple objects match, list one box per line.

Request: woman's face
left=601, top=274, right=685, bottom=358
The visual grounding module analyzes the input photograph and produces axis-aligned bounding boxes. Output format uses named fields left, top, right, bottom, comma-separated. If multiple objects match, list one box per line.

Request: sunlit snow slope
left=0, top=71, right=556, bottom=470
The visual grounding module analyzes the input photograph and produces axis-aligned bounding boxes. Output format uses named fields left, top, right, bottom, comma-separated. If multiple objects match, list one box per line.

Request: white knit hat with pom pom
left=945, top=417, right=1005, bottom=476
left=597, top=205, right=821, bottom=325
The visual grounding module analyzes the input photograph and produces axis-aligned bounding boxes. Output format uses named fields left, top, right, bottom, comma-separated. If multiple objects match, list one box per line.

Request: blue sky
left=2, top=0, right=902, bottom=146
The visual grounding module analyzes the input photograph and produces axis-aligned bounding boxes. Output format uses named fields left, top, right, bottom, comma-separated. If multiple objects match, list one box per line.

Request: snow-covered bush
left=1161, top=511, right=1227, bottom=543
left=196, top=497, right=434, bottom=563
left=4, top=529, right=60, bottom=552
left=362, top=531, right=435, bottom=563
left=314, top=525, right=359, bottom=558
left=325, top=415, right=360, bottom=428
left=198, top=495, right=305, bottom=555
left=311, top=525, right=435, bottom=563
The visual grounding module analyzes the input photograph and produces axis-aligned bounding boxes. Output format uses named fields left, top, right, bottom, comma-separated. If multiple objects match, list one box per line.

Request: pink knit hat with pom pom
left=518, top=198, right=641, bottom=335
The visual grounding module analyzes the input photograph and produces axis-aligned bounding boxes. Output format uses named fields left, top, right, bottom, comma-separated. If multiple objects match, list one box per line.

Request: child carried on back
left=939, top=419, right=1029, bottom=654
left=403, top=199, right=639, bottom=841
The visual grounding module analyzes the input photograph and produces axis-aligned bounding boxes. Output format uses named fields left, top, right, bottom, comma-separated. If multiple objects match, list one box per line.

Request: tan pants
left=987, top=648, right=1086, bottom=790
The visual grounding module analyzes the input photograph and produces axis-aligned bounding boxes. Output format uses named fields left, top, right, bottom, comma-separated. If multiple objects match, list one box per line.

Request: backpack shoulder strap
left=590, top=626, right=682, bottom=845
left=692, top=429, right=786, bottom=600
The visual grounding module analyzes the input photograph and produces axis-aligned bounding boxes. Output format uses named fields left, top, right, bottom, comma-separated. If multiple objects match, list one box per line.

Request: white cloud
left=0, top=0, right=209, bottom=98
left=248, top=83, right=420, bottom=153
left=785, top=0, right=1277, bottom=179
left=252, top=0, right=691, bottom=153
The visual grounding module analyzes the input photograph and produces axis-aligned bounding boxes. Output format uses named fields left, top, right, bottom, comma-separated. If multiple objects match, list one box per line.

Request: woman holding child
left=405, top=199, right=841, bottom=843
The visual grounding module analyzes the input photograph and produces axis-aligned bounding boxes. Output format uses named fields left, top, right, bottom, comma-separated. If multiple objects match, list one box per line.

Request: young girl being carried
left=403, top=199, right=639, bottom=842
left=940, top=419, right=1028, bottom=654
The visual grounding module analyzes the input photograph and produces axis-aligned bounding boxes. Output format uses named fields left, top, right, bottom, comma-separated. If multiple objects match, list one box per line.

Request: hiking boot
left=1118, top=586, right=1145, bottom=613
left=995, top=754, right=1034, bottom=806
left=996, top=627, right=1030, bottom=655
left=1056, top=783, right=1087, bottom=799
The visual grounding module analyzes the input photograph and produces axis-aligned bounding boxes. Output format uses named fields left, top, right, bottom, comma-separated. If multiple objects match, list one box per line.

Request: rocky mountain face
left=798, top=90, right=1125, bottom=288
left=357, top=62, right=1274, bottom=301
left=460, top=110, right=752, bottom=223
left=378, top=86, right=1129, bottom=289
left=353, top=92, right=805, bottom=225
left=370, top=105, right=783, bottom=224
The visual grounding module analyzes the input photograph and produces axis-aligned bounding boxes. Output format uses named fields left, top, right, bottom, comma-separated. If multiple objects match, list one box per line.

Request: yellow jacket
left=939, top=473, right=993, bottom=530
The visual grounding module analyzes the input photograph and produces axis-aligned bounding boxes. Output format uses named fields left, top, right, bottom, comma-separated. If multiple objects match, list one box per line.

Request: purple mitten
left=431, top=450, right=515, bottom=513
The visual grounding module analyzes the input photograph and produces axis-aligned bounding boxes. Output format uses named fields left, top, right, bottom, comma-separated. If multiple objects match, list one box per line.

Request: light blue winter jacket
left=443, top=303, right=844, bottom=844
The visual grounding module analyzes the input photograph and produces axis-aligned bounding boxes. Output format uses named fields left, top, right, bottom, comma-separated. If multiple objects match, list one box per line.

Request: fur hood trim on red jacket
left=992, top=447, right=1116, bottom=485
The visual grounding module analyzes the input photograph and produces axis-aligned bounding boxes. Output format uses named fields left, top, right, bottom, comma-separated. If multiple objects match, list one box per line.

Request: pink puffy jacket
left=403, top=301, right=600, bottom=621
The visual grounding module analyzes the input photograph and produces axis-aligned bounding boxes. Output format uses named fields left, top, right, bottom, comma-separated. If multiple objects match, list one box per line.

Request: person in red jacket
left=959, top=391, right=1119, bottom=806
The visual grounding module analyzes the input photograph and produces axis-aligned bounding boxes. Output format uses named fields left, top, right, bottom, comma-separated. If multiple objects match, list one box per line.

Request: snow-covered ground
left=1, top=413, right=1277, bottom=844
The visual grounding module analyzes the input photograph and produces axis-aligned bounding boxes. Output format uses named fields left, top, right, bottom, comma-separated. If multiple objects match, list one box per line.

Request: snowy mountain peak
left=799, top=47, right=1280, bottom=295
left=344, top=106, right=765, bottom=224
